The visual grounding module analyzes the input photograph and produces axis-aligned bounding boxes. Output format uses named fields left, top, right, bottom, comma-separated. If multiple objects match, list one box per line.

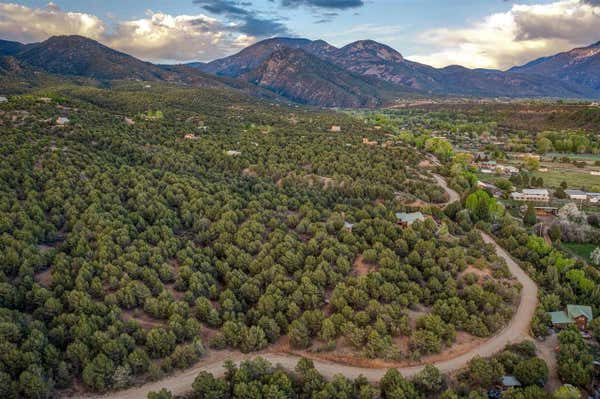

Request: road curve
left=432, top=173, right=460, bottom=205
left=71, top=231, right=538, bottom=399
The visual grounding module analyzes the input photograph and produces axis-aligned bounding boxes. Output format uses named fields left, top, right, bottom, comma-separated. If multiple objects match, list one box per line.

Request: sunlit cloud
left=0, top=2, right=261, bottom=62
left=407, top=0, right=600, bottom=70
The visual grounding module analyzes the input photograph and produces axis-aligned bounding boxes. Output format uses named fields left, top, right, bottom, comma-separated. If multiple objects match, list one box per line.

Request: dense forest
left=0, top=82, right=523, bottom=398
left=2, top=81, right=599, bottom=399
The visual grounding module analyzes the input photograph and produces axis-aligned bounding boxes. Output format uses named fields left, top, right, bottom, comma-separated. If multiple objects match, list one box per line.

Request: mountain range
left=1, top=35, right=600, bottom=107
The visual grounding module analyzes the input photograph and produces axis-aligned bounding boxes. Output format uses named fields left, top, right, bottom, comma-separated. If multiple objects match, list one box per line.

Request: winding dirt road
left=432, top=173, right=460, bottom=205
left=73, top=230, right=538, bottom=399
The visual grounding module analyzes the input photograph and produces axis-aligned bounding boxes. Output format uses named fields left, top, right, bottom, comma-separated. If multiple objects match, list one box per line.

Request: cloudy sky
left=2, top=0, right=600, bottom=69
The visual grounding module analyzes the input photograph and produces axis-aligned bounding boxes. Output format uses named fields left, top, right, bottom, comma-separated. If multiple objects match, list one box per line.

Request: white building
left=0, top=96, right=8, bottom=103
left=565, top=190, right=588, bottom=201
left=56, top=117, right=70, bottom=125
left=511, top=189, right=550, bottom=202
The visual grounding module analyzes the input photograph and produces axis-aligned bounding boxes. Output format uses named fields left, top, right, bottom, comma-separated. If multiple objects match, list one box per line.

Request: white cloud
left=407, top=0, right=600, bottom=70
left=110, top=12, right=231, bottom=62
left=0, top=2, right=106, bottom=43
left=0, top=2, right=256, bottom=62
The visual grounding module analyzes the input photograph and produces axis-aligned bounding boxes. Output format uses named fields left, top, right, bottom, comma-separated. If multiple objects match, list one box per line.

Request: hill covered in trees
left=0, top=80, right=528, bottom=398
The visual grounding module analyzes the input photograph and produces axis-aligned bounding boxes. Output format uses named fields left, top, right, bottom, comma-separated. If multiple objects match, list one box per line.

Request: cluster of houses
left=565, top=189, right=600, bottom=204
left=478, top=160, right=519, bottom=175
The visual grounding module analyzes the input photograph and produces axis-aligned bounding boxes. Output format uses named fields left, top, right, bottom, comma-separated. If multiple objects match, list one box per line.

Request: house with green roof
left=395, top=212, right=426, bottom=228
left=549, top=305, right=593, bottom=330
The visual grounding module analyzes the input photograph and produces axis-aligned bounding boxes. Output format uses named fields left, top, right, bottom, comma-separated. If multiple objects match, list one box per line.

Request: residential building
left=56, top=117, right=70, bottom=125
left=534, top=207, right=558, bottom=216
left=362, top=138, right=377, bottom=146
left=565, top=189, right=588, bottom=201
left=514, top=153, right=541, bottom=161
left=500, top=165, right=519, bottom=175
left=510, top=189, right=550, bottom=202
left=479, top=160, right=497, bottom=169
left=549, top=305, right=593, bottom=330
left=0, top=96, right=7, bottom=103
left=589, top=193, right=600, bottom=204
left=396, top=212, right=425, bottom=228
left=501, top=376, right=522, bottom=389
left=226, top=150, right=241, bottom=156
left=330, top=125, right=341, bottom=132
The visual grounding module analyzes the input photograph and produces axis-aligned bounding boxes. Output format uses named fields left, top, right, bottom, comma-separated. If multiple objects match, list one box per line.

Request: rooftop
left=396, top=212, right=425, bottom=223
left=567, top=304, right=593, bottom=321
left=549, top=311, right=574, bottom=325
left=501, top=376, right=522, bottom=387
left=565, top=189, right=587, bottom=196
left=521, top=189, right=549, bottom=195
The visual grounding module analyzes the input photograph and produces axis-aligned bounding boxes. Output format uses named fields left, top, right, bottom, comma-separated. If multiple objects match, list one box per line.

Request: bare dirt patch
left=407, top=305, right=430, bottom=329
left=353, top=254, right=376, bottom=277
left=122, top=309, right=165, bottom=329
left=35, top=268, right=52, bottom=287
left=242, top=167, right=258, bottom=177
left=418, top=160, right=433, bottom=168
left=459, top=265, right=492, bottom=283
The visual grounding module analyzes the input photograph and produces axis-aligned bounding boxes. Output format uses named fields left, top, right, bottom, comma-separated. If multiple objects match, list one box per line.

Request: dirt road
left=72, top=231, right=538, bottom=399
left=432, top=173, right=460, bottom=205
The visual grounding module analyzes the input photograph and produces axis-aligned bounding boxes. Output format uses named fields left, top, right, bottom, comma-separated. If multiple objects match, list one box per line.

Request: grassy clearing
left=544, top=152, right=600, bottom=161
left=533, top=169, right=600, bottom=189
left=561, top=242, right=596, bottom=262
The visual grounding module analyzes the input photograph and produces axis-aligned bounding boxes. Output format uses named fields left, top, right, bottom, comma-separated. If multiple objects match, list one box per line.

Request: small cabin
left=56, top=117, right=70, bottom=125
left=501, top=375, right=522, bottom=390
left=330, top=125, right=341, bottom=132
left=343, top=221, right=354, bottom=232
left=534, top=207, right=558, bottom=217
left=396, top=212, right=425, bottom=228
left=362, top=138, right=377, bottom=146
left=549, top=305, right=593, bottom=330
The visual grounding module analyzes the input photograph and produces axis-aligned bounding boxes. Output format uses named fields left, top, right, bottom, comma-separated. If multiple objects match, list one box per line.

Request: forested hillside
left=0, top=82, right=521, bottom=397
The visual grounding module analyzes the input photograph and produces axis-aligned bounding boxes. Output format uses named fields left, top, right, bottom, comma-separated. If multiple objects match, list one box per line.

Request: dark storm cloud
left=193, top=0, right=289, bottom=36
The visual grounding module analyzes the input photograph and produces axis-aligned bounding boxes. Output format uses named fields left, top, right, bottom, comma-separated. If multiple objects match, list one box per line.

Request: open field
left=544, top=152, right=600, bottom=161
left=561, top=242, right=596, bottom=263
left=533, top=168, right=600, bottom=189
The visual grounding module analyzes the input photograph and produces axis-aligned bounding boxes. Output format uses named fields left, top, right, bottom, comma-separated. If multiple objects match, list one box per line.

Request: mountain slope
left=16, top=35, right=177, bottom=81
left=199, top=37, right=337, bottom=77
left=196, top=37, right=600, bottom=99
left=241, top=47, right=406, bottom=107
left=0, top=39, right=26, bottom=56
left=510, top=41, right=600, bottom=90
left=1, top=35, right=286, bottom=101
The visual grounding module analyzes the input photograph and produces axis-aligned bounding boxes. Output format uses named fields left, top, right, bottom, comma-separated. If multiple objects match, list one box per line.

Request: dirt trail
left=71, top=230, right=538, bottom=399
left=432, top=173, right=460, bottom=205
